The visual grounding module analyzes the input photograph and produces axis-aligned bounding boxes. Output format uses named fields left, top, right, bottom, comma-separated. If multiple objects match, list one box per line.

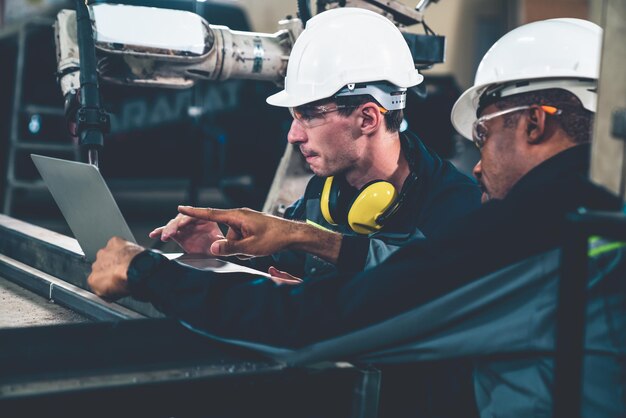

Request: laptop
left=31, top=154, right=270, bottom=277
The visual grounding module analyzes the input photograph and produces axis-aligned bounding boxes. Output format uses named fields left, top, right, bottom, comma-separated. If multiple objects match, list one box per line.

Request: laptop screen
left=31, top=154, right=136, bottom=261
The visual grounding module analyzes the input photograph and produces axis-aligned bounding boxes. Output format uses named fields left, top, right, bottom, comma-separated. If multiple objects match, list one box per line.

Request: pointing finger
left=178, top=206, right=241, bottom=227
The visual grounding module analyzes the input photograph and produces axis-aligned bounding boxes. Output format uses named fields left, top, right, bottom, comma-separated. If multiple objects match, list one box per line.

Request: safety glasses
left=289, top=104, right=357, bottom=128
left=289, top=103, right=389, bottom=129
left=472, top=105, right=562, bottom=149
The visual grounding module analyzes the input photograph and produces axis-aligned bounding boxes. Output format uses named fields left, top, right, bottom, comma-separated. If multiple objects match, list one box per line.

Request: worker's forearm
left=289, top=222, right=342, bottom=265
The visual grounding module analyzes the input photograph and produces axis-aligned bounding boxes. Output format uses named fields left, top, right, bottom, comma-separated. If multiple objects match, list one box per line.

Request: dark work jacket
left=130, top=144, right=622, bottom=348
left=249, top=131, right=481, bottom=278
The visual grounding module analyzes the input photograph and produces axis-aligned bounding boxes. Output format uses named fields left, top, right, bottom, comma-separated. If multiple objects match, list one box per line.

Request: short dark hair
left=494, top=88, right=594, bottom=144
left=334, top=94, right=404, bottom=133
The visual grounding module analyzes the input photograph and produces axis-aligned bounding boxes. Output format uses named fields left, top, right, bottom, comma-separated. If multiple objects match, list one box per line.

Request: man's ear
left=525, top=106, right=546, bottom=144
left=359, top=102, right=384, bottom=135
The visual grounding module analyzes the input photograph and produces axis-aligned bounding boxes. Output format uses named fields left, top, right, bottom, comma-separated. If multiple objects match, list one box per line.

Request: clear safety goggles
left=289, top=104, right=357, bottom=128
left=289, top=103, right=388, bottom=128
left=472, top=105, right=562, bottom=149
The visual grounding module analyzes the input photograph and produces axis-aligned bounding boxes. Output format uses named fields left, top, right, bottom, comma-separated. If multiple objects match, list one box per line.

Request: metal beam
left=0, top=318, right=373, bottom=418
left=590, top=0, right=626, bottom=199
left=0, top=254, right=142, bottom=321
left=0, top=214, right=162, bottom=317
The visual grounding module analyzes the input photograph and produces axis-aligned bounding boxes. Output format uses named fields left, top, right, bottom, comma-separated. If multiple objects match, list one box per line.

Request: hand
left=268, top=266, right=303, bottom=286
left=149, top=213, right=224, bottom=255
left=88, top=237, right=145, bottom=302
left=177, top=206, right=302, bottom=257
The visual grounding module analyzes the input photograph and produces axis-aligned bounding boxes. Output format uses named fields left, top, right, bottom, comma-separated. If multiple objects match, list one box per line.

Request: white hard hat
left=266, top=7, right=423, bottom=110
left=451, top=18, right=603, bottom=140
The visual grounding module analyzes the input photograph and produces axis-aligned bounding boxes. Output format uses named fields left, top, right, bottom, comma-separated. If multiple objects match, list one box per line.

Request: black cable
left=74, top=0, right=108, bottom=155
left=422, top=19, right=435, bottom=36
left=297, top=0, right=312, bottom=27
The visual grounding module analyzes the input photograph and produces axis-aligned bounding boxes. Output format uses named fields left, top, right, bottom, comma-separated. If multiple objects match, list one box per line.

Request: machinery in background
left=55, top=1, right=444, bottom=95
left=1, top=1, right=290, bottom=214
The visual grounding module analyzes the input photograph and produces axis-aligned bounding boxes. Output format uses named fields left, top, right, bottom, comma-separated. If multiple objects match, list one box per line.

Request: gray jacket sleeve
left=338, top=230, right=426, bottom=273
left=364, top=230, right=426, bottom=270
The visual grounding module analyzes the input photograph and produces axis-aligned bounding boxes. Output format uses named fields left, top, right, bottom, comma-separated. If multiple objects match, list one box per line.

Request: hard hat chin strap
left=335, top=82, right=407, bottom=111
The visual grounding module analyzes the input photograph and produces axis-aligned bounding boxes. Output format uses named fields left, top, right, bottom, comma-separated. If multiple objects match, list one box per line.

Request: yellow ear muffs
left=320, top=176, right=338, bottom=225
left=347, top=181, right=398, bottom=235
left=321, top=175, right=360, bottom=226
left=319, top=136, right=416, bottom=234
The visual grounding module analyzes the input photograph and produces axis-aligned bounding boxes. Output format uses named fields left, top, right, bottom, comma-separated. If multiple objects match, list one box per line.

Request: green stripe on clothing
left=588, top=240, right=626, bottom=258
left=306, top=219, right=334, bottom=233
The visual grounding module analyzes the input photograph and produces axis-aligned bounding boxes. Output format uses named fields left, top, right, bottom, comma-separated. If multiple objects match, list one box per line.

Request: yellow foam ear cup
left=320, top=176, right=337, bottom=225
left=347, top=182, right=398, bottom=235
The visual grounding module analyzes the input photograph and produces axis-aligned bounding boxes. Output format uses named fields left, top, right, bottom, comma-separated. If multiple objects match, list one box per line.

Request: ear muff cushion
left=321, top=176, right=356, bottom=226
left=347, top=181, right=398, bottom=235
left=320, top=176, right=337, bottom=225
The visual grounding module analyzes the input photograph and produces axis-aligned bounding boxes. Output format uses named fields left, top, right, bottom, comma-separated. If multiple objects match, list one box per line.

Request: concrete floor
left=0, top=276, right=87, bottom=328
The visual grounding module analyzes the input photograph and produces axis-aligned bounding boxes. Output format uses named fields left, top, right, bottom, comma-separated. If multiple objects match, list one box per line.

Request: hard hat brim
left=266, top=90, right=313, bottom=108
left=450, top=84, right=482, bottom=141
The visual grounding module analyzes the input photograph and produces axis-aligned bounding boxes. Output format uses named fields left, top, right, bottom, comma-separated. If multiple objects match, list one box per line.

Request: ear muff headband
left=373, top=134, right=419, bottom=224
left=376, top=171, right=418, bottom=224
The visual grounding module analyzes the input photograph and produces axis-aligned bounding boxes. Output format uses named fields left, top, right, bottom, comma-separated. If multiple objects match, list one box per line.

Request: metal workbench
left=0, top=214, right=381, bottom=417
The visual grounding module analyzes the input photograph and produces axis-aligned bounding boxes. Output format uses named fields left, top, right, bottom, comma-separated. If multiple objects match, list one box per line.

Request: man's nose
left=287, top=119, right=307, bottom=144
left=473, top=160, right=482, bottom=181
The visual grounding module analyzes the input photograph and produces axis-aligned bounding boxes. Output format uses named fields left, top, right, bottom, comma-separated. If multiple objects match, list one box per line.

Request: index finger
left=178, top=206, right=241, bottom=226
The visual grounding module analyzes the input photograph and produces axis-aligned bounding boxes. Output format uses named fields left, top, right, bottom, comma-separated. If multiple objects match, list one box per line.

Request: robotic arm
left=55, top=1, right=444, bottom=97
left=55, top=3, right=301, bottom=97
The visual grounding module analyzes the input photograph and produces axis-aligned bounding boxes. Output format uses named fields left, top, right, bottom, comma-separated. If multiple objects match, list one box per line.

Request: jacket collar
left=508, top=144, right=590, bottom=198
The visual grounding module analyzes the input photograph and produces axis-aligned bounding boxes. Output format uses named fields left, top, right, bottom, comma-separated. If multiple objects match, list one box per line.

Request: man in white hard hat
left=88, top=17, right=625, bottom=418
left=148, top=7, right=480, bottom=281
left=451, top=18, right=601, bottom=204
